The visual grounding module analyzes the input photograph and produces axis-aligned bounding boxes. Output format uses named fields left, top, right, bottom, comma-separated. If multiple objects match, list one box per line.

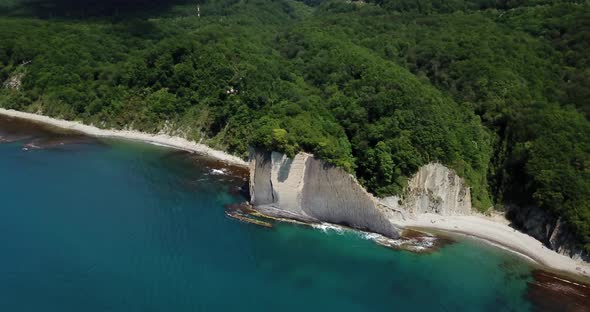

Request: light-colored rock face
left=378, top=164, right=472, bottom=219
left=268, top=151, right=309, bottom=215
left=402, top=163, right=472, bottom=216
left=249, top=149, right=275, bottom=206
left=248, top=149, right=309, bottom=215
left=300, top=155, right=399, bottom=238
left=249, top=149, right=473, bottom=239
left=248, top=148, right=400, bottom=238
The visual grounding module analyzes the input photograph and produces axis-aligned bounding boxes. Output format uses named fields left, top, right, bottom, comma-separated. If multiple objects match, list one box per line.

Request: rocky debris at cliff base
left=527, top=270, right=590, bottom=311
left=249, top=148, right=401, bottom=239
left=309, top=224, right=454, bottom=254
left=238, top=202, right=454, bottom=254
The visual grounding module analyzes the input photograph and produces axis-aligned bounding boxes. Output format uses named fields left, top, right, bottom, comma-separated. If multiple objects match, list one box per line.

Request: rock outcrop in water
left=249, top=148, right=402, bottom=238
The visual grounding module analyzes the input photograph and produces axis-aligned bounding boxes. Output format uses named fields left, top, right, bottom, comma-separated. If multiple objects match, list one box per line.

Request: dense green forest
left=0, top=0, right=588, bottom=251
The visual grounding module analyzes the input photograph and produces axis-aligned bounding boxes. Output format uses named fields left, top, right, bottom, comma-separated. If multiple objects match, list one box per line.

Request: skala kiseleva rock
left=249, top=148, right=401, bottom=238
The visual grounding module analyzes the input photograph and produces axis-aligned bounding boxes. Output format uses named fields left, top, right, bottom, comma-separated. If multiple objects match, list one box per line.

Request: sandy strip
left=395, top=213, right=590, bottom=279
left=0, top=108, right=247, bottom=167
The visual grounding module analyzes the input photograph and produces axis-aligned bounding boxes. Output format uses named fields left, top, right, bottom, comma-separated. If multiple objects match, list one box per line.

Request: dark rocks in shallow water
left=527, top=270, right=590, bottom=311
left=248, top=148, right=400, bottom=239
left=224, top=203, right=274, bottom=228
left=375, top=229, right=455, bottom=254
left=0, top=115, right=99, bottom=150
left=18, top=136, right=99, bottom=151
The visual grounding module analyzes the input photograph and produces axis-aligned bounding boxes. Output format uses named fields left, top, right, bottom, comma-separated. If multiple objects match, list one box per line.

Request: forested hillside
left=1, top=0, right=588, bottom=251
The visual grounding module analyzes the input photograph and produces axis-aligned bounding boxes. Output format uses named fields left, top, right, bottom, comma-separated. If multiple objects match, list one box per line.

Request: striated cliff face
left=507, top=205, right=590, bottom=262
left=249, top=149, right=474, bottom=239
left=395, top=163, right=472, bottom=216
left=249, top=148, right=401, bottom=238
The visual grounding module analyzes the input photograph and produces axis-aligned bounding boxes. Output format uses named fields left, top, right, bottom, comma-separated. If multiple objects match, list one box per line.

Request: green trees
left=0, top=0, right=589, bottom=250
left=518, top=105, right=590, bottom=250
left=273, top=24, right=493, bottom=205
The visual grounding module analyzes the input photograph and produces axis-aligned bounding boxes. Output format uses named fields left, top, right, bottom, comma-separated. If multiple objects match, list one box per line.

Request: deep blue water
left=0, top=121, right=540, bottom=311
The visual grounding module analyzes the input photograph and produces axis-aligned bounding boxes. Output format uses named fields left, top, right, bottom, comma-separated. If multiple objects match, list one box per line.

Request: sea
left=0, top=115, right=586, bottom=311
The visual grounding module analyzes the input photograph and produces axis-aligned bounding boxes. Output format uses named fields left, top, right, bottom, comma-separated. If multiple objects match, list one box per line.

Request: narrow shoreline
left=0, top=108, right=247, bottom=168
left=2, top=108, right=590, bottom=282
left=395, top=213, right=590, bottom=282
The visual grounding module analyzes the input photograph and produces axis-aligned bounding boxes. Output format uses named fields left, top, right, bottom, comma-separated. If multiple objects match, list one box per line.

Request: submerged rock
left=527, top=270, right=590, bottom=311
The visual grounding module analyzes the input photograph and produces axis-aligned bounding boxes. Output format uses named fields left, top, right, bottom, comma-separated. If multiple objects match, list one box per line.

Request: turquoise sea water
left=0, top=121, right=541, bottom=311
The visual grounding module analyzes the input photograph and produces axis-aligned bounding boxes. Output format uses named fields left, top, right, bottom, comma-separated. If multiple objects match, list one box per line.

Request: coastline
left=0, top=108, right=247, bottom=168
left=3, top=108, right=590, bottom=282
left=395, top=213, right=590, bottom=281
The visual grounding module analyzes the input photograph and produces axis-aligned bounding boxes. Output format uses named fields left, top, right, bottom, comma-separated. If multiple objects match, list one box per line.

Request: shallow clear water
left=0, top=122, right=538, bottom=311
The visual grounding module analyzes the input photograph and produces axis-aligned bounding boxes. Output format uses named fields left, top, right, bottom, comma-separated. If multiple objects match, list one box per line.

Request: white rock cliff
left=382, top=163, right=472, bottom=216
left=248, top=149, right=472, bottom=238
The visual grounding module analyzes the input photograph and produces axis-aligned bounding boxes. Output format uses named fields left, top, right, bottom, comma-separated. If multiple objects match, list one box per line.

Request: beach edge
left=0, top=108, right=248, bottom=168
